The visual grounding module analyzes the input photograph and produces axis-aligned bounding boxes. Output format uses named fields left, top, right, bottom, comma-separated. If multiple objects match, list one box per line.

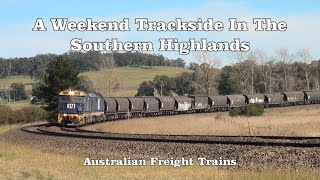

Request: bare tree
left=232, top=51, right=257, bottom=94
left=232, top=52, right=248, bottom=93
left=104, top=67, right=120, bottom=96
left=255, top=49, right=268, bottom=93
left=275, top=48, right=292, bottom=91
left=248, top=52, right=258, bottom=94
left=255, top=49, right=277, bottom=93
left=316, top=61, right=320, bottom=90
left=96, top=54, right=120, bottom=96
left=265, top=57, right=275, bottom=93
left=102, top=53, right=115, bottom=68
left=295, top=49, right=316, bottom=90
left=193, top=51, right=221, bottom=95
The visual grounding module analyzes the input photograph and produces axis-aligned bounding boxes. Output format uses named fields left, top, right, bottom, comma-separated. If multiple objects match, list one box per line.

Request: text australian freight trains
left=57, top=90, right=320, bottom=126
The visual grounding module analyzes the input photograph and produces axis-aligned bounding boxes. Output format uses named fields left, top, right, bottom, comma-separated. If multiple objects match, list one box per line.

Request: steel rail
left=21, top=124, right=320, bottom=148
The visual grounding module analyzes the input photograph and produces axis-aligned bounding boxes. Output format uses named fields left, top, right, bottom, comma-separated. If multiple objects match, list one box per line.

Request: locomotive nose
left=58, top=114, right=84, bottom=126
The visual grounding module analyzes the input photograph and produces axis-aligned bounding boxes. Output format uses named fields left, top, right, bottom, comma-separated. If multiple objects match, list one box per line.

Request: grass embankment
left=85, top=104, right=320, bottom=137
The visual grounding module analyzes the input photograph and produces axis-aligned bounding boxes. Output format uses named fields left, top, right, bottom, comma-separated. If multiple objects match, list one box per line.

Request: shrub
left=229, top=103, right=264, bottom=117
left=10, top=109, right=27, bottom=124
left=0, top=105, right=13, bottom=124
left=229, top=107, right=241, bottom=117
left=0, top=105, right=47, bottom=124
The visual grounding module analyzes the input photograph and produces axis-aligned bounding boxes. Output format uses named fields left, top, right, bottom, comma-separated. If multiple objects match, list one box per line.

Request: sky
left=0, top=0, right=319, bottom=65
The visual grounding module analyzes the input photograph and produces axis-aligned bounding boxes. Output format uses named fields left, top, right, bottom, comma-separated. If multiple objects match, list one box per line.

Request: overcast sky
left=0, top=0, right=319, bottom=65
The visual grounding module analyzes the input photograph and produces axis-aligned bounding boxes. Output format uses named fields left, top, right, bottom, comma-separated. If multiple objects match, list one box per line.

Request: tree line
left=1, top=48, right=319, bottom=101
left=0, top=83, right=28, bottom=102
left=0, top=51, right=186, bottom=79
left=137, top=49, right=320, bottom=96
left=0, top=48, right=318, bottom=123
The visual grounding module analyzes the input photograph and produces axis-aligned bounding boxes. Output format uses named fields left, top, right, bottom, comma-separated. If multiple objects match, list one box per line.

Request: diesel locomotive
left=58, top=90, right=105, bottom=125
left=58, top=90, right=320, bottom=126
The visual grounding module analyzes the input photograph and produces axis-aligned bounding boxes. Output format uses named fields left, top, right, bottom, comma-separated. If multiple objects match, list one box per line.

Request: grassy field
left=0, top=75, right=35, bottom=92
left=0, top=66, right=191, bottom=109
left=0, top=74, right=35, bottom=110
left=0, top=66, right=190, bottom=96
left=85, top=104, right=320, bottom=137
left=0, top=100, right=39, bottom=110
left=0, top=125, right=319, bottom=179
left=81, top=66, right=192, bottom=96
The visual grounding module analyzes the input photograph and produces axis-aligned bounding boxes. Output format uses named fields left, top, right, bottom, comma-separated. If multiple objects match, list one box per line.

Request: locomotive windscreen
left=58, top=96, right=85, bottom=114
left=59, top=96, right=84, bottom=103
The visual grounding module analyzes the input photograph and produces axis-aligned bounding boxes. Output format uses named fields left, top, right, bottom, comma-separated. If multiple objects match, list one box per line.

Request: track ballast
left=21, top=123, right=320, bottom=148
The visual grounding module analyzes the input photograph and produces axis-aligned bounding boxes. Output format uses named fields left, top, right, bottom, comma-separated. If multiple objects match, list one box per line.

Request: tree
left=77, top=75, right=94, bottom=92
left=247, top=52, right=258, bottom=94
left=276, top=48, right=292, bottom=91
left=175, top=72, right=205, bottom=95
left=218, top=66, right=241, bottom=95
left=153, top=75, right=175, bottom=96
left=10, top=83, right=27, bottom=101
left=189, top=62, right=199, bottom=70
left=265, top=57, right=275, bottom=93
left=232, top=51, right=258, bottom=94
left=193, top=51, right=221, bottom=95
left=175, top=72, right=192, bottom=95
left=255, top=49, right=268, bottom=93
left=295, top=49, right=316, bottom=90
left=103, top=67, right=120, bottom=96
left=136, top=81, right=155, bottom=96
left=173, top=58, right=186, bottom=68
left=35, top=56, right=82, bottom=114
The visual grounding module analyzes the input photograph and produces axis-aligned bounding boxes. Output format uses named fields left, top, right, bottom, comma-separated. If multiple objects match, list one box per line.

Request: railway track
left=21, top=123, right=320, bottom=148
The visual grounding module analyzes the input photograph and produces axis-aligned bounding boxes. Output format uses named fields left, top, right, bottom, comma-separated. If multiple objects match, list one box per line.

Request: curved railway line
left=21, top=123, right=320, bottom=148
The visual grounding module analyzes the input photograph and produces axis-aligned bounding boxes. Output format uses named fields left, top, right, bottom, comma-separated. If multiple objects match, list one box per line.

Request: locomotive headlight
left=69, top=91, right=75, bottom=96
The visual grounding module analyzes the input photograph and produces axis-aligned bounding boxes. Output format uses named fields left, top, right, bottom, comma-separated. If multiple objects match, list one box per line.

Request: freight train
left=57, top=90, right=320, bottom=126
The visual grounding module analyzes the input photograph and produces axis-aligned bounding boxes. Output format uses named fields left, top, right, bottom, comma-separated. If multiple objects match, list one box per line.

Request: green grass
left=0, top=100, right=38, bottom=110
left=81, top=66, right=192, bottom=96
left=0, top=75, right=35, bottom=92
left=0, top=151, right=15, bottom=161
left=0, top=66, right=191, bottom=108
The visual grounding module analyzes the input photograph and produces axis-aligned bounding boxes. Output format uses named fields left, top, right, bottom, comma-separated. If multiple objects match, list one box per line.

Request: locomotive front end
left=58, top=90, right=86, bottom=126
